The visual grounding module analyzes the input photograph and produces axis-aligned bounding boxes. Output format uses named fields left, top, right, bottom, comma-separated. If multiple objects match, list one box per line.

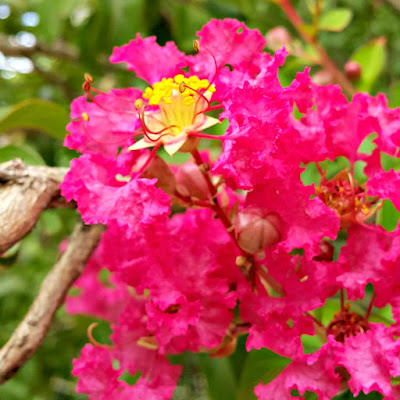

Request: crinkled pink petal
left=73, top=342, right=179, bottom=400
left=336, top=224, right=397, bottom=300
left=60, top=153, right=170, bottom=234
left=245, top=178, right=339, bottom=253
left=101, top=210, right=237, bottom=353
left=367, top=169, right=400, bottom=211
left=110, top=34, right=186, bottom=84
left=246, top=312, right=314, bottom=358
left=337, top=324, right=400, bottom=398
left=366, top=93, right=400, bottom=156
left=110, top=300, right=182, bottom=395
left=187, top=18, right=265, bottom=80
left=65, top=88, right=141, bottom=157
left=255, top=340, right=340, bottom=400
left=239, top=250, right=337, bottom=357
left=72, top=344, right=123, bottom=400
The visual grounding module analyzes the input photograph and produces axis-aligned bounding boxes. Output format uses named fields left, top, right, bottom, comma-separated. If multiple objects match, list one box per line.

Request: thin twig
left=0, top=36, right=77, bottom=62
left=0, top=220, right=105, bottom=384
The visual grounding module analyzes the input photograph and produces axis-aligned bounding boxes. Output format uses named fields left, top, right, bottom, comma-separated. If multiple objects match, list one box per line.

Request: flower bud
left=235, top=208, right=281, bottom=254
left=135, top=154, right=176, bottom=195
left=265, top=26, right=292, bottom=51
left=176, top=162, right=210, bottom=200
left=344, top=61, right=361, bottom=82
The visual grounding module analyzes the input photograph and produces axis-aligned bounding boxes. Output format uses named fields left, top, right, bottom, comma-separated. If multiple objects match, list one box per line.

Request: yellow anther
left=339, top=187, right=344, bottom=192
left=193, top=40, right=200, bottom=52
left=179, top=81, right=186, bottom=93
left=134, top=98, right=143, bottom=110
left=149, top=95, right=162, bottom=106
left=183, top=96, right=194, bottom=106
left=137, top=336, right=159, bottom=350
left=361, top=205, right=369, bottom=214
left=163, top=96, right=172, bottom=104
left=354, top=198, right=360, bottom=206
left=141, top=74, right=214, bottom=107
left=84, top=73, right=93, bottom=83
left=236, top=256, right=247, bottom=268
left=143, top=87, right=153, bottom=99
left=81, top=112, right=89, bottom=121
left=174, top=74, right=185, bottom=84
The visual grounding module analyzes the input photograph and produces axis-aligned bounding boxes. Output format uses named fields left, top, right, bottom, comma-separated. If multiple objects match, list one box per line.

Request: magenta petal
left=110, top=34, right=186, bottom=84
left=368, top=169, right=400, bottom=211
left=60, top=153, right=170, bottom=234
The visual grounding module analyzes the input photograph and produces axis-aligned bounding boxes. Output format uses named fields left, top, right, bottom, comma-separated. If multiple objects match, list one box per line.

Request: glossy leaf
left=0, top=99, right=69, bottom=139
left=198, top=354, right=237, bottom=400
left=237, top=348, right=291, bottom=400
left=0, top=144, right=45, bottom=165
left=351, top=37, right=386, bottom=92
left=318, top=8, right=353, bottom=32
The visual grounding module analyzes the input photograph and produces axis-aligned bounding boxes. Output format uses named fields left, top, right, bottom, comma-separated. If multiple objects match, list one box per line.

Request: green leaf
left=318, top=8, right=353, bottom=32
left=198, top=354, right=237, bottom=400
left=0, top=99, right=69, bottom=139
left=351, top=37, right=386, bottom=92
left=0, top=144, right=45, bottom=165
left=389, top=81, right=400, bottom=108
left=237, top=348, right=291, bottom=400
left=377, top=200, right=400, bottom=232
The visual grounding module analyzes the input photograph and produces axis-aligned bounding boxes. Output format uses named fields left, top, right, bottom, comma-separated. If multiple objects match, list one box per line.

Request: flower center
left=141, top=74, right=215, bottom=137
left=130, top=74, right=220, bottom=156
left=316, top=169, right=379, bottom=227
left=327, top=307, right=370, bottom=342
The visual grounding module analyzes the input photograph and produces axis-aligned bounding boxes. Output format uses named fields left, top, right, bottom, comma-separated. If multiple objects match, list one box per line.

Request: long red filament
left=135, top=142, right=161, bottom=176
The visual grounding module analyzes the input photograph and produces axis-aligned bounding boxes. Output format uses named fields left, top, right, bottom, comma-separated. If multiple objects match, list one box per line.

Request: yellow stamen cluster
left=142, top=74, right=215, bottom=106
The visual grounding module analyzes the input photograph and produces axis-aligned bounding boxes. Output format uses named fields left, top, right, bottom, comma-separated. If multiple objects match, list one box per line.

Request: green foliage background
left=0, top=0, right=399, bottom=399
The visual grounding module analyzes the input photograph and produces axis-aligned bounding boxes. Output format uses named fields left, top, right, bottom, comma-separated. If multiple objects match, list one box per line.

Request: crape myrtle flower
left=62, top=16, right=400, bottom=400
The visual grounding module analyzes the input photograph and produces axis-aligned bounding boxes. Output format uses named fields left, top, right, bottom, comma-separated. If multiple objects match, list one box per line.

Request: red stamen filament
left=365, top=290, right=376, bottom=320
left=84, top=87, right=137, bottom=116
left=137, top=107, right=178, bottom=142
left=189, top=131, right=225, bottom=141
left=135, top=142, right=161, bottom=176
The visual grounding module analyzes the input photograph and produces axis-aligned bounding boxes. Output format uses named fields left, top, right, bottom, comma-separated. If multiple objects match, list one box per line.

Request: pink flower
left=110, top=34, right=186, bottom=84
left=60, top=152, right=170, bottom=233
left=64, top=88, right=141, bottom=157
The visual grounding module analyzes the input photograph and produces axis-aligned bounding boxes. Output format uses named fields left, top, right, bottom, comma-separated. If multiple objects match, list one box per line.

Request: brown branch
left=0, top=159, right=72, bottom=255
left=0, top=220, right=105, bottom=384
left=384, top=0, right=400, bottom=13
left=0, top=35, right=78, bottom=62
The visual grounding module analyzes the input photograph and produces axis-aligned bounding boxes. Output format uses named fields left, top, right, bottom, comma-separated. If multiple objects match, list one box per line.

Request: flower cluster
left=62, top=18, right=400, bottom=399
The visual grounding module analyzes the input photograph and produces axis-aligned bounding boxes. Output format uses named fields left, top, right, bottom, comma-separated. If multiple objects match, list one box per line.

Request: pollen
left=134, top=98, right=143, bottom=110
left=142, top=74, right=215, bottom=106
left=81, top=112, right=89, bottom=121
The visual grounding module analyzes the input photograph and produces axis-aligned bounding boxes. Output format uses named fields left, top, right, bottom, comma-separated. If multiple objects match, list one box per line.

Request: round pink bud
left=176, top=162, right=210, bottom=200
left=235, top=208, right=281, bottom=254
left=135, top=154, right=176, bottom=195
left=344, top=61, right=361, bottom=82
left=266, top=26, right=292, bottom=51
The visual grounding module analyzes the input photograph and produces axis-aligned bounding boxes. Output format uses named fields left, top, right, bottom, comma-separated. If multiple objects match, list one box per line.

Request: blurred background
left=0, top=0, right=399, bottom=399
